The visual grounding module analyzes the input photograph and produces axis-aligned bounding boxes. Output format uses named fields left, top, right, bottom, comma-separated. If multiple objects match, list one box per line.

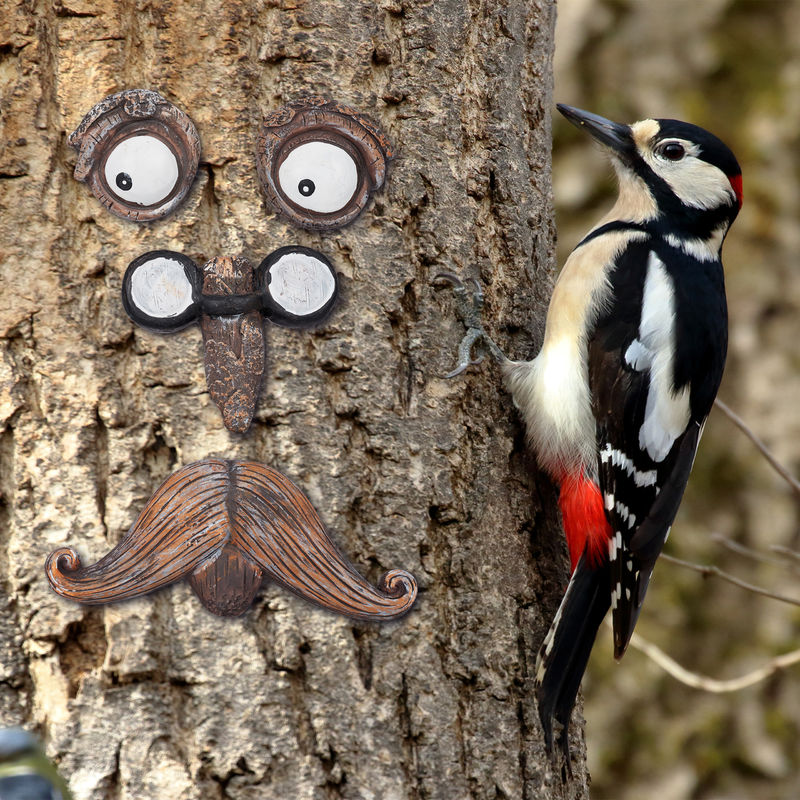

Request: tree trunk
left=0, top=1, right=589, bottom=797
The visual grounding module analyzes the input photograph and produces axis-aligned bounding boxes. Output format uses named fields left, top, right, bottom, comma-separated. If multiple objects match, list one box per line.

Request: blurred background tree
left=552, top=1, right=800, bottom=798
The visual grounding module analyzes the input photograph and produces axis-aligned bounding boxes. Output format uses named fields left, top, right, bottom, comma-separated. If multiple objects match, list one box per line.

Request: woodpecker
left=439, top=105, right=742, bottom=766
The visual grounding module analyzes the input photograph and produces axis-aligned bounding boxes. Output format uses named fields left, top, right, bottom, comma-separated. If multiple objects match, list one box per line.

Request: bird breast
left=504, top=229, right=647, bottom=477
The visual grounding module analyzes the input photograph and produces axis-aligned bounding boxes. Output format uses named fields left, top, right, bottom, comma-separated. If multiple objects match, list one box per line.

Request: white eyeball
left=103, top=135, right=180, bottom=206
left=277, top=141, right=359, bottom=214
left=129, top=256, right=195, bottom=319
left=268, top=251, right=337, bottom=316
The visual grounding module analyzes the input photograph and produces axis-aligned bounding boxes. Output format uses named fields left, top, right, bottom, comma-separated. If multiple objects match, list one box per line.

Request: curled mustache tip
left=379, top=569, right=417, bottom=603
left=45, top=547, right=82, bottom=578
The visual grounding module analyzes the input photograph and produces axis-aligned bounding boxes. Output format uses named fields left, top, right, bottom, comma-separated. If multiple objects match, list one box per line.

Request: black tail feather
left=535, top=555, right=611, bottom=769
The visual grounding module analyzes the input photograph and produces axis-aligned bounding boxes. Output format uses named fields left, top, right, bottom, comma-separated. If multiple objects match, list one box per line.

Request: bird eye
left=122, top=251, right=202, bottom=331
left=277, top=141, right=359, bottom=215
left=70, top=90, right=201, bottom=222
left=257, top=246, right=338, bottom=327
left=658, top=142, right=686, bottom=161
left=257, top=97, right=393, bottom=230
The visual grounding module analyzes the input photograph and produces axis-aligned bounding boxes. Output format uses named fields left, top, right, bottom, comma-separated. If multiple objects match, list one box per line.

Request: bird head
left=557, top=104, right=742, bottom=241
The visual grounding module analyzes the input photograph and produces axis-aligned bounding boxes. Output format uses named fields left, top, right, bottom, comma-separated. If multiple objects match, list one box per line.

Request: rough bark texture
left=0, top=1, right=586, bottom=798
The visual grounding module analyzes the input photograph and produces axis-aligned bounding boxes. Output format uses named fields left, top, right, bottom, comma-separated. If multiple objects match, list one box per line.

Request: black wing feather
left=535, top=555, right=611, bottom=770
left=588, top=239, right=726, bottom=658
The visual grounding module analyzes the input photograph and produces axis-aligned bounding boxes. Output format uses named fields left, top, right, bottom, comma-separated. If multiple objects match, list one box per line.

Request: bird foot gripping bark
left=434, top=272, right=506, bottom=376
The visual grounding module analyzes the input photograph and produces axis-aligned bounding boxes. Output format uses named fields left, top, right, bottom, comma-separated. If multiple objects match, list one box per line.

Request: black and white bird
left=441, top=104, right=742, bottom=767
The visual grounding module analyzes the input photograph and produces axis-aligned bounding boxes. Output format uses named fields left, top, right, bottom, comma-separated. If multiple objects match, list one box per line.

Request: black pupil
left=116, top=172, right=133, bottom=191
left=298, top=179, right=315, bottom=197
left=663, top=143, right=685, bottom=161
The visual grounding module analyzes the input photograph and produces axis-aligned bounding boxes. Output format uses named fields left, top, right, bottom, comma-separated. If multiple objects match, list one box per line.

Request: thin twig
left=714, top=398, right=800, bottom=498
left=661, top=553, right=800, bottom=607
left=624, top=626, right=800, bottom=693
left=710, top=532, right=792, bottom=568
left=770, top=544, right=800, bottom=563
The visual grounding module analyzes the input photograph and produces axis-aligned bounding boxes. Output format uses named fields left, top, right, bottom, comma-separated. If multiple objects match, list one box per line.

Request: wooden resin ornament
left=122, top=246, right=339, bottom=433
left=45, top=459, right=418, bottom=619
left=69, top=89, right=201, bottom=222
left=257, top=96, right=393, bottom=230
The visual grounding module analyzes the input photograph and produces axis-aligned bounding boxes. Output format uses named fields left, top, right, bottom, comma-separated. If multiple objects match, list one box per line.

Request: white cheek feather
left=638, top=139, right=736, bottom=213
left=664, top=229, right=726, bottom=262
left=625, top=252, right=691, bottom=462
left=663, top=158, right=736, bottom=211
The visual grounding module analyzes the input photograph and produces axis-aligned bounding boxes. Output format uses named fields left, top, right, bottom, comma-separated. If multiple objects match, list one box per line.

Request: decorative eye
left=257, top=246, right=338, bottom=327
left=69, top=89, right=201, bottom=222
left=658, top=141, right=686, bottom=161
left=103, top=135, right=180, bottom=206
left=122, top=251, right=202, bottom=331
left=257, top=97, right=393, bottom=230
left=277, top=141, right=359, bottom=214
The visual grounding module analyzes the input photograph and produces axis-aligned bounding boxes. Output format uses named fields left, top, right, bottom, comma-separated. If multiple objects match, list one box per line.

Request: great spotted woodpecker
left=439, top=105, right=742, bottom=765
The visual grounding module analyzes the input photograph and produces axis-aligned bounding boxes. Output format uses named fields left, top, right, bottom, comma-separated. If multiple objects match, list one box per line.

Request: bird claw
left=433, top=272, right=484, bottom=321
left=444, top=355, right=484, bottom=379
left=433, top=272, right=506, bottom=376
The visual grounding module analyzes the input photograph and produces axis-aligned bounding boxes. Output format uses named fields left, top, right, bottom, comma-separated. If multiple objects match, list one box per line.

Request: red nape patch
left=729, top=173, right=743, bottom=209
left=558, top=472, right=613, bottom=573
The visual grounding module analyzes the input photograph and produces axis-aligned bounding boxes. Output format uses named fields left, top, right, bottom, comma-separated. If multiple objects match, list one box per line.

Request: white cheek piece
left=104, top=135, right=180, bottom=206
left=267, top=251, right=336, bottom=316
left=129, top=257, right=195, bottom=319
left=277, top=141, right=359, bottom=214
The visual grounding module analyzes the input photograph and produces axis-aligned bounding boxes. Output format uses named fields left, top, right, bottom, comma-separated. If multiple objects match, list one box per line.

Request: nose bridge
left=202, top=254, right=255, bottom=294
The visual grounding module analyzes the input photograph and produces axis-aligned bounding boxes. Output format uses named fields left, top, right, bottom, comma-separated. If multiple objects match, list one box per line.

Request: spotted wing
left=588, top=241, right=726, bottom=658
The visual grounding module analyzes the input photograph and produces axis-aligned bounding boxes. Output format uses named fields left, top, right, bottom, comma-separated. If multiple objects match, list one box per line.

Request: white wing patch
left=625, top=252, right=691, bottom=462
left=615, top=501, right=636, bottom=530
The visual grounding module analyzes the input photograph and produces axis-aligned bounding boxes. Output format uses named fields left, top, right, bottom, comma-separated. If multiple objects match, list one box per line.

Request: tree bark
left=0, top=1, right=589, bottom=797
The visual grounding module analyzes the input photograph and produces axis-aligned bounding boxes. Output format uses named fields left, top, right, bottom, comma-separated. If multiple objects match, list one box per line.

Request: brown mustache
left=45, top=459, right=417, bottom=620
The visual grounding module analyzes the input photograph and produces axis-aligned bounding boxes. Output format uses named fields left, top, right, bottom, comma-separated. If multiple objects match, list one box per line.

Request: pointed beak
left=557, top=104, right=634, bottom=159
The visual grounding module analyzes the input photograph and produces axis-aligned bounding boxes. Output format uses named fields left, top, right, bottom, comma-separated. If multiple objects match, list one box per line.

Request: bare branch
left=624, top=626, right=800, bottom=693
left=770, top=544, right=800, bottom=563
left=710, top=532, right=797, bottom=570
left=661, top=553, right=800, bottom=607
left=714, top=398, right=800, bottom=498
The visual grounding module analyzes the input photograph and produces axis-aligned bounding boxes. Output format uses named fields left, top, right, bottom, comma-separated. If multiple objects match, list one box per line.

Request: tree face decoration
left=56, top=96, right=406, bottom=626
left=45, top=459, right=417, bottom=620
left=69, top=89, right=201, bottom=221
left=257, top=96, right=393, bottom=230
left=68, top=92, right=394, bottom=429
left=122, top=246, right=339, bottom=433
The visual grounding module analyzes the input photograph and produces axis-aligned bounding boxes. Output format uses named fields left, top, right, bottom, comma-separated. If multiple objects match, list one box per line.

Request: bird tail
left=534, top=554, right=611, bottom=769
